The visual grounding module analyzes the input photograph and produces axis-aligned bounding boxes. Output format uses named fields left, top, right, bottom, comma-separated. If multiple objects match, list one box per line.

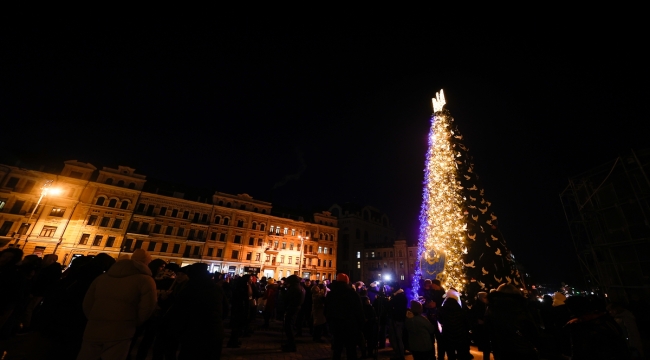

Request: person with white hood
left=76, top=249, right=157, bottom=360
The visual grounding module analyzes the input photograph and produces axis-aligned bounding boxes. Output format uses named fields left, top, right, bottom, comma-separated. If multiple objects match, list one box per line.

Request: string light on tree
left=413, top=89, right=524, bottom=299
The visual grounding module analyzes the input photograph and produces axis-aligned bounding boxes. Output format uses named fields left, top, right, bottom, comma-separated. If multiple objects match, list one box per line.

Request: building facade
left=0, top=161, right=338, bottom=281
left=329, top=203, right=418, bottom=288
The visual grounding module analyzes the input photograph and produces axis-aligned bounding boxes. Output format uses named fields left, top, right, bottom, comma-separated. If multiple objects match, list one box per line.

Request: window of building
left=276, top=227, right=281, bottom=234
left=193, top=213, right=200, bottom=223
left=288, top=256, right=292, bottom=264
left=256, top=238, right=262, bottom=246
left=234, top=235, right=242, bottom=244
left=86, top=236, right=102, bottom=248
left=280, top=255, right=284, bottom=263
left=112, top=219, right=123, bottom=229
left=247, top=237, right=254, bottom=246
left=87, top=215, right=98, bottom=226
left=324, top=247, right=328, bottom=254
left=95, top=197, right=106, bottom=206
left=273, top=241, right=279, bottom=249
left=187, top=229, right=196, bottom=240
left=260, top=223, right=266, bottom=231
left=99, top=217, right=110, bottom=227
left=357, top=261, right=361, bottom=269
left=317, top=259, right=321, bottom=266
left=172, top=244, right=180, bottom=253
left=106, top=236, right=116, bottom=247
left=266, top=254, right=270, bottom=261
left=240, top=204, right=246, bottom=210
left=226, top=202, right=231, bottom=208
left=235, top=220, right=243, bottom=227
left=400, top=261, right=404, bottom=268
left=371, top=251, right=375, bottom=258
left=251, top=222, right=257, bottom=230
left=356, top=251, right=361, bottom=259
left=49, top=207, right=65, bottom=217
left=318, top=246, right=322, bottom=253
left=40, top=226, right=56, bottom=237
left=160, top=243, right=169, bottom=252
left=282, top=242, right=287, bottom=249
left=401, top=274, right=405, bottom=280
left=255, top=253, right=260, bottom=261
left=219, top=233, right=226, bottom=242
left=147, top=241, right=156, bottom=252
left=78, top=233, right=90, bottom=245
left=329, top=260, right=332, bottom=267
left=134, top=240, right=143, bottom=249
left=290, top=243, right=294, bottom=250
left=231, top=250, right=239, bottom=260
left=207, top=248, right=213, bottom=257
left=159, top=207, right=167, bottom=216
left=291, top=229, right=296, bottom=236
left=284, top=228, right=288, bottom=234
left=182, top=211, right=189, bottom=219
left=216, top=248, right=223, bottom=257
left=223, top=217, right=230, bottom=225
left=171, top=209, right=178, bottom=217
left=193, top=246, right=200, bottom=256
left=176, top=227, right=184, bottom=237
left=107, top=199, right=117, bottom=208
left=270, top=225, right=274, bottom=233
left=409, top=251, right=413, bottom=257
left=152, top=224, right=161, bottom=233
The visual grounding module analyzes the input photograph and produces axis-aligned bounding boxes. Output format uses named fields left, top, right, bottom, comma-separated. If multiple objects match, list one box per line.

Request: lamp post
left=298, top=235, right=308, bottom=278
left=20, top=180, right=61, bottom=249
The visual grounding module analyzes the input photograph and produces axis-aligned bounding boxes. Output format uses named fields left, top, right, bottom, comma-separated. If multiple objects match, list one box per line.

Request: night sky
left=2, top=15, right=648, bottom=284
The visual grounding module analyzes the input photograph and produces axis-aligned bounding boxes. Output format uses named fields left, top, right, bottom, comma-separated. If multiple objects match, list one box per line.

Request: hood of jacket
left=107, top=259, right=152, bottom=278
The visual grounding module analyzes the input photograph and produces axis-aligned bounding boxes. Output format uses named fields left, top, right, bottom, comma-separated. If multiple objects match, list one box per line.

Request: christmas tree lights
left=413, top=89, right=523, bottom=299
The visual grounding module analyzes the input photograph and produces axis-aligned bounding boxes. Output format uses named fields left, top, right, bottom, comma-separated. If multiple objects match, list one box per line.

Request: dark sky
left=2, top=14, right=648, bottom=284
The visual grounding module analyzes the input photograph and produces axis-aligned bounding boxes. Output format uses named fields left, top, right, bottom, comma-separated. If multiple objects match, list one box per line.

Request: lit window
left=318, top=246, right=322, bottom=253
left=49, top=207, right=66, bottom=217
left=291, top=229, right=296, bottom=236
left=276, top=227, right=280, bottom=234
left=324, top=247, right=328, bottom=254
left=357, top=261, right=361, bottom=269
left=284, top=227, right=288, bottom=234
left=270, top=225, right=275, bottom=233
left=40, top=226, right=57, bottom=237
left=371, top=251, right=375, bottom=258
left=357, top=251, right=361, bottom=259
left=400, top=275, right=405, bottom=280
left=255, top=253, right=260, bottom=261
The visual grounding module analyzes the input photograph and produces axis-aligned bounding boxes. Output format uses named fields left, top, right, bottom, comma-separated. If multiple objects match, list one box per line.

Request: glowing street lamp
left=19, top=180, right=61, bottom=248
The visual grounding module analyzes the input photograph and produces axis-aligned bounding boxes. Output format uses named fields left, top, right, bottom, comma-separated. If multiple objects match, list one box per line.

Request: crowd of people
left=0, top=246, right=645, bottom=360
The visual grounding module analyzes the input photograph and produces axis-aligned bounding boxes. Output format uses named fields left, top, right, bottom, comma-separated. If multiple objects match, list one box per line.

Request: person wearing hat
left=439, top=288, right=470, bottom=360
left=325, top=273, right=365, bottom=360
left=76, top=250, right=157, bottom=360
left=405, top=300, right=435, bottom=360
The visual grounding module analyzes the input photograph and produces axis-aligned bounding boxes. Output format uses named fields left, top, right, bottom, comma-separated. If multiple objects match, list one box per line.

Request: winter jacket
left=389, top=289, right=408, bottom=322
left=82, top=259, right=157, bottom=342
left=405, top=314, right=435, bottom=352
left=312, top=287, right=327, bottom=325
left=325, top=281, right=364, bottom=330
left=485, top=291, right=539, bottom=359
left=439, top=298, right=469, bottom=343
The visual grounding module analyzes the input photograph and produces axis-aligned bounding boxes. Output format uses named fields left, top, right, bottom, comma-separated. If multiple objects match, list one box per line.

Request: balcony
left=301, top=265, right=317, bottom=270
left=187, top=235, right=206, bottom=242
left=303, top=251, right=319, bottom=258
left=264, top=247, right=279, bottom=254
left=264, top=260, right=278, bottom=268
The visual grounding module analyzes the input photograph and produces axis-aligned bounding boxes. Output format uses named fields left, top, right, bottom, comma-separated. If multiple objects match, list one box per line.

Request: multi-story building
left=0, top=161, right=338, bottom=281
left=329, top=203, right=418, bottom=288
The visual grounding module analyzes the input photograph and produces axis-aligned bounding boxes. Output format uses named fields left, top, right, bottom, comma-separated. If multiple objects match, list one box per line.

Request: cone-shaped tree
left=413, top=90, right=524, bottom=298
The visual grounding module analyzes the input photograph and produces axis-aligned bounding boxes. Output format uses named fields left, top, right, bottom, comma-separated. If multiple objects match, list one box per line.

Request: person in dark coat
left=388, top=282, right=408, bottom=360
left=361, top=296, right=379, bottom=358
left=226, top=275, right=253, bottom=348
left=325, top=273, right=365, bottom=360
left=281, top=275, right=305, bottom=352
left=439, top=289, right=470, bottom=360
left=471, top=292, right=490, bottom=360
left=485, top=284, right=539, bottom=360
left=565, top=296, right=631, bottom=360
left=173, top=263, right=224, bottom=360
left=261, top=278, right=279, bottom=328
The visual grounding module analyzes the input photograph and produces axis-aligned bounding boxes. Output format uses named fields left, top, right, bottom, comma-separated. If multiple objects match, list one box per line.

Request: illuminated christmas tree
left=413, top=90, right=524, bottom=298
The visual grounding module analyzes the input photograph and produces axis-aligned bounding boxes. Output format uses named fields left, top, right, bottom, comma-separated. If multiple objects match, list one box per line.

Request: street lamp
left=298, top=235, right=308, bottom=278
left=19, top=180, right=61, bottom=248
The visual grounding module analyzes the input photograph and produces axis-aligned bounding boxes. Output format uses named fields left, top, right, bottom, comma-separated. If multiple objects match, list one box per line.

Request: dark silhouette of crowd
left=0, top=247, right=645, bottom=359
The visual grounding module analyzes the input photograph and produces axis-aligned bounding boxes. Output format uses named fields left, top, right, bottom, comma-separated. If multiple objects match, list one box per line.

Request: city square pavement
left=218, top=317, right=490, bottom=360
